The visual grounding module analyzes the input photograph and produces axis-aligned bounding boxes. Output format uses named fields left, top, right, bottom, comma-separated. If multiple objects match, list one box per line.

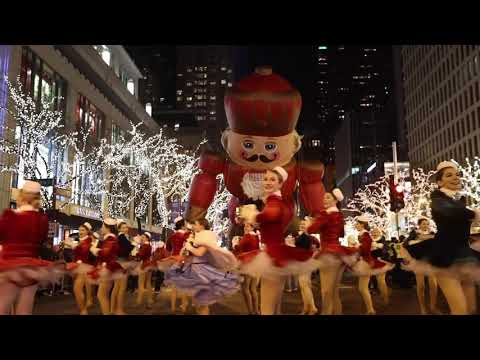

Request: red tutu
left=66, top=261, right=95, bottom=276
left=86, top=262, right=127, bottom=284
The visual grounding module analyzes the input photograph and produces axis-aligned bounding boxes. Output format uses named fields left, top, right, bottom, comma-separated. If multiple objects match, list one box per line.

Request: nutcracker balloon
left=186, top=66, right=326, bottom=229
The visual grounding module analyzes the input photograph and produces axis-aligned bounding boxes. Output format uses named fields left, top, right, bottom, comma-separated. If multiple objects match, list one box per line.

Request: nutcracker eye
left=242, top=140, right=255, bottom=150
left=264, top=143, right=277, bottom=152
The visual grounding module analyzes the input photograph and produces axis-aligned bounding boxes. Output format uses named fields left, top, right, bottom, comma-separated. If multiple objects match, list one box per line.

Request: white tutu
left=236, top=251, right=320, bottom=280
left=350, top=259, right=395, bottom=277
left=0, top=263, right=65, bottom=286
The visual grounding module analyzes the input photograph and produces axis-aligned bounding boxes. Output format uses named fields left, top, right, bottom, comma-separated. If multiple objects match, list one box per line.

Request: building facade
left=401, top=45, right=480, bottom=170
left=0, top=44, right=161, bottom=243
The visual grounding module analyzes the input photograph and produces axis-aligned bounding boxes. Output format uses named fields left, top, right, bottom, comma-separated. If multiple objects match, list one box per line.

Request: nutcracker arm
left=186, top=151, right=226, bottom=222
left=298, top=160, right=326, bottom=217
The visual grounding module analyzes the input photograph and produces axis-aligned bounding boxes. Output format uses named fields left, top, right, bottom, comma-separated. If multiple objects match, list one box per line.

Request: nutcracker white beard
left=241, top=172, right=265, bottom=200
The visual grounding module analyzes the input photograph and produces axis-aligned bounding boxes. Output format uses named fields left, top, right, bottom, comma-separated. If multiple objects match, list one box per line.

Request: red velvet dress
left=66, top=236, right=95, bottom=275
left=87, top=234, right=126, bottom=282
left=132, top=242, right=156, bottom=274
left=167, top=231, right=191, bottom=256
left=233, top=232, right=260, bottom=263
left=307, top=209, right=358, bottom=268
left=350, top=231, right=394, bottom=276
left=237, top=194, right=319, bottom=278
left=157, top=231, right=191, bottom=272
left=0, top=208, right=64, bottom=287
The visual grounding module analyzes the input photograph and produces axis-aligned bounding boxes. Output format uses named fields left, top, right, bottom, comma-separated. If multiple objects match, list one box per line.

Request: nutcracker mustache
left=245, top=154, right=274, bottom=163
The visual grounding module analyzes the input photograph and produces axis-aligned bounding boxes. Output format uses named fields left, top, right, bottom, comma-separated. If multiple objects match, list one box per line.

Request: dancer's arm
left=184, top=242, right=207, bottom=257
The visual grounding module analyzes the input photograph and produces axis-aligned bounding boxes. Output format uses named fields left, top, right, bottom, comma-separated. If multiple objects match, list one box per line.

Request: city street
left=33, top=274, right=451, bottom=316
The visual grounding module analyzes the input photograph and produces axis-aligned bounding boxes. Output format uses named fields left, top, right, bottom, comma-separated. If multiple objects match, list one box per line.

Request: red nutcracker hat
left=224, top=66, right=302, bottom=137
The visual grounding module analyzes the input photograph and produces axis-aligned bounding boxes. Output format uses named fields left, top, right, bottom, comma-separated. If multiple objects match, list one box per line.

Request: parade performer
left=185, top=66, right=326, bottom=238
left=405, top=217, right=440, bottom=315
left=351, top=216, right=394, bottom=315
left=164, top=219, right=240, bottom=315
left=402, top=161, right=480, bottom=315
left=67, top=222, right=95, bottom=315
left=163, top=217, right=191, bottom=313
left=0, top=181, right=64, bottom=315
left=133, top=232, right=155, bottom=308
left=109, top=220, right=134, bottom=315
left=302, top=188, right=358, bottom=315
left=238, top=167, right=319, bottom=315
left=88, top=218, right=126, bottom=315
left=232, top=222, right=260, bottom=315
left=294, top=231, right=320, bottom=315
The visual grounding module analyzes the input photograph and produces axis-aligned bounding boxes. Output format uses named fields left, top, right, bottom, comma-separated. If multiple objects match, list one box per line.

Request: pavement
left=32, top=273, right=453, bottom=315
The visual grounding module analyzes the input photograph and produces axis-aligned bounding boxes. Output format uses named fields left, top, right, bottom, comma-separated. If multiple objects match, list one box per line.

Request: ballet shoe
left=307, top=309, right=318, bottom=315
left=366, top=311, right=376, bottom=315
left=80, top=309, right=88, bottom=315
left=430, top=307, right=442, bottom=315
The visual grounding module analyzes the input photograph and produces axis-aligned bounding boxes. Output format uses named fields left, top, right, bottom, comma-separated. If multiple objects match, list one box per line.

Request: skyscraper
left=400, top=45, right=480, bottom=170
left=175, top=46, right=237, bottom=151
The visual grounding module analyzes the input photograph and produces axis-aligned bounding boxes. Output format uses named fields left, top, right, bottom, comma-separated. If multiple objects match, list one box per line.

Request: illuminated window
left=177, top=90, right=183, bottom=95
left=228, top=82, right=232, bottom=87
left=145, top=103, right=152, bottom=116
left=221, top=79, right=226, bottom=85
left=101, top=47, right=111, bottom=66
left=127, top=79, right=135, bottom=95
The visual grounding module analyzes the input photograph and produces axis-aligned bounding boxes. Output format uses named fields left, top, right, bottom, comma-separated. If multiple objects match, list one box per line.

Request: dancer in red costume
left=238, top=167, right=319, bottom=315
left=161, top=217, right=191, bottom=313
left=87, top=218, right=126, bottom=315
left=0, top=181, right=64, bottom=315
left=302, top=188, right=358, bottom=315
left=232, top=222, right=260, bottom=314
left=67, top=222, right=95, bottom=315
left=133, top=232, right=155, bottom=308
left=351, top=215, right=394, bottom=315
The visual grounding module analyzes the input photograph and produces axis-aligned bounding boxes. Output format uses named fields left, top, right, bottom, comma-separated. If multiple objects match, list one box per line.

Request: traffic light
left=389, top=175, right=405, bottom=212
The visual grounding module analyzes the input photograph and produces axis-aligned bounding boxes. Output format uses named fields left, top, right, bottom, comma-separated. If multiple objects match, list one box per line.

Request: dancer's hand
left=90, top=246, right=100, bottom=256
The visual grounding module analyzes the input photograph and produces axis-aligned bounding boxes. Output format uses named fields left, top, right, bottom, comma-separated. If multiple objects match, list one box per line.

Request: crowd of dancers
left=0, top=159, right=480, bottom=315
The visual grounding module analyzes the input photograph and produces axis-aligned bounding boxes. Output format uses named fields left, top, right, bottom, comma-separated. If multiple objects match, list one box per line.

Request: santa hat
left=104, top=218, right=117, bottom=226
left=224, top=66, right=302, bottom=137
left=273, top=166, right=288, bottom=183
left=144, top=232, right=152, bottom=240
left=82, top=222, right=92, bottom=231
left=332, top=188, right=344, bottom=202
left=436, top=161, right=458, bottom=172
left=356, top=214, right=370, bottom=223
left=22, top=180, right=41, bottom=194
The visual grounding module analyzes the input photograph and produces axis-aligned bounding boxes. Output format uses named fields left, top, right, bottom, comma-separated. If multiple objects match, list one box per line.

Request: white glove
left=239, top=204, right=259, bottom=224
left=232, top=236, right=241, bottom=248
left=90, top=246, right=100, bottom=256
left=285, top=235, right=296, bottom=247
left=131, top=247, right=139, bottom=256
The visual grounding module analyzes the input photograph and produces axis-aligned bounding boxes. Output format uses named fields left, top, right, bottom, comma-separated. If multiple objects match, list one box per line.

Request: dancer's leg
left=73, top=275, right=87, bottom=314
left=196, top=305, right=210, bottom=315
left=436, top=276, right=467, bottom=315
left=298, top=272, right=317, bottom=314
left=110, top=279, right=120, bottom=313
left=145, top=272, right=154, bottom=307
left=358, top=276, right=375, bottom=314
left=15, top=284, right=38, bottom=315
left=333, top=265, right=345, bottom=315
left=170, top=287, right=177, bottom=312
left=428, top=276, right=439, bottom=313
left=415, top=274, right=426, bottom=314
left=136, top=272, right=146, bottom=306
left=376, top=273, right=389, bottom=305
left=462, top=280, right=477, bottom=315
left=86, top=282, right=94, bottom=308
left=250, top=277, right=260, bottom=314
left=241, top=275, right=254, bottom=314
left=114, top=277, right=128, bottom=314
left=260, top=276, right=285, bottom=315
left=0, top=283, right=20, bottom=315
left=320, top=268, right=337, bottom=315
left=98, top=280, right=113, bottom=315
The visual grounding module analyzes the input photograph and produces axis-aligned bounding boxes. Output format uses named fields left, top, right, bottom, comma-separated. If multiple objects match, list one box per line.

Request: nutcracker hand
left=90, top=247, right=100, bottom=256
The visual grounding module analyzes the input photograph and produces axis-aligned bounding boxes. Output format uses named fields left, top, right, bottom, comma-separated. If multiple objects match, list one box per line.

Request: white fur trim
left=21, top=180, right=41, bottom=194
left=144, top=232, right=152, bottom=239
left=325, top=206, right=339, bottom=213
left=272, top=166, right=288, bottom=182
left=82, top=222, right=93, bottom=231
left=174, top=216, right=183, bottom=223
left=351, top=259, right=395, bottom=276
left=16, top=204, right=37, bottom=212
left=356, top=215, right=370, bottom=223
left=436, top=160, right=458, bottom=172
left=332, top=188, right=344, bottom=202
left=104, top=218, right=117, bottom=226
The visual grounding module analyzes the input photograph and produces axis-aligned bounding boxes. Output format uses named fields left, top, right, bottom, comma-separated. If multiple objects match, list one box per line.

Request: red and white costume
left=237, top=193, right=319, bottom=279
left=66, top=235, right=95, bottom=275
left=132, top=241, right=156, bottom=275
left=0, top=206, right=64, bottom=287
left=157, top=230, right=191, bottom=271
left=307, top=207, right=358, bottom=268
left=351, top=230, right=394, bottom=276
left=233, top=231, right=260, bottom=261
left=87, top=233, right=126, bottom=283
